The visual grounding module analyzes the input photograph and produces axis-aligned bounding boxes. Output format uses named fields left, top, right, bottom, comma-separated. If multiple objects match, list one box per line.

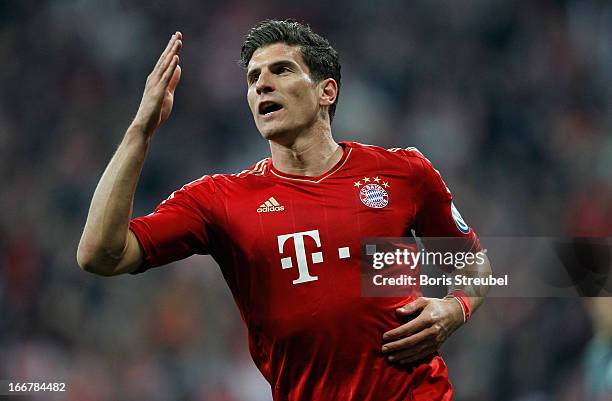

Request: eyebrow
left=247, top=59, right=299, bottom=81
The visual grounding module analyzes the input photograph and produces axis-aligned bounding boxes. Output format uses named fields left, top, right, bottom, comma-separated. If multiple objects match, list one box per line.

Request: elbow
left=76, top=242, right=117, bottom=277
left=76, top=244, right=100, bottom=274
left=76, top=246, right=95, bottom=274
left=484, top=253, right=493, bottom=275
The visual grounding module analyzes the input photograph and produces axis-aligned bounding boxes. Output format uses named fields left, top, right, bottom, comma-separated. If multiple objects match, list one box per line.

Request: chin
left=258, top=122, right=292, bottom=141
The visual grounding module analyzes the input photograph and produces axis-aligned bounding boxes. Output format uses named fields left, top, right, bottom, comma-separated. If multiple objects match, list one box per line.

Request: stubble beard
left=259, top=112, right=320, bottom=147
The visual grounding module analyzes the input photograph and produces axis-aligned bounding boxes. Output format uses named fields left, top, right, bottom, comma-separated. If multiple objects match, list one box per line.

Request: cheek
left=246, top=89, right=257, bottom=113
left=292, top=86, right=318, bottom=113
left=303, top=92, right=319, bottom=115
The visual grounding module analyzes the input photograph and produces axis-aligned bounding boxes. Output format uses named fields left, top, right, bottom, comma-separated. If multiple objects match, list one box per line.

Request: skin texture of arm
left=77, top=32, right=183, bottom=276
left=381, top=254, right=492, bottom=365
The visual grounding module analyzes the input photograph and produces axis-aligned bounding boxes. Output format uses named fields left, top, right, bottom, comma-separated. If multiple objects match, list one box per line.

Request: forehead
left=247, top=43, right=309, bottom=72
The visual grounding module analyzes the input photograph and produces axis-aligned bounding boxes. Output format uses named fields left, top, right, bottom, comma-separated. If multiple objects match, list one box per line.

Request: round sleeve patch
left=451, top=202, right=470, bottom=234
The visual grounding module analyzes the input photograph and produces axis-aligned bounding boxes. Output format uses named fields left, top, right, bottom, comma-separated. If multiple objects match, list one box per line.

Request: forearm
left=77, top=126, right=149, bottom=272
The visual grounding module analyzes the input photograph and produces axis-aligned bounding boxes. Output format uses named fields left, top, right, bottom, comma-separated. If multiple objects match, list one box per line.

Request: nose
left=255, top=71, right=274, bottom=95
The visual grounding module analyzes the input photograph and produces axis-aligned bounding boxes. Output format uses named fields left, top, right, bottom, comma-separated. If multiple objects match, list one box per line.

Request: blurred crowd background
left=1, top=0, right=611, bottom=400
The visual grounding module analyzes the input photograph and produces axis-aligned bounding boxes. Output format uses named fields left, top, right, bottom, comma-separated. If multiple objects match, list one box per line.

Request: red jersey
left=129, top=142, right=480, bottom=401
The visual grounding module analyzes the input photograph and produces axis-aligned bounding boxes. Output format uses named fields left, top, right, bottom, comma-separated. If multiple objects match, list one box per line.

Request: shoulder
left=156, top=158, right=271, bottom=214
left=223, top=157, right=271, bottom=180
left=173, top=157, right=271, bottom=194
left=345, top=141, right=447, bottom=191
left=344, top=141, right=432, bottom=169
left=344, top=141, right=424, bottom=158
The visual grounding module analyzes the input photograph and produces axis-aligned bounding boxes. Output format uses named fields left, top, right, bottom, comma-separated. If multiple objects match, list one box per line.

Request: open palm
left=133, top=32, right=183, bottom=137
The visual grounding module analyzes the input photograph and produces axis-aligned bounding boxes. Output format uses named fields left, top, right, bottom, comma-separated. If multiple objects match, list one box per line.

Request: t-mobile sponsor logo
left=277, top=230, right=351, bottom=285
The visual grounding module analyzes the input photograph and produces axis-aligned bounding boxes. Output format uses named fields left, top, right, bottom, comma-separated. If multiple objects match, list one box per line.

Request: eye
left=247, top=72, right=259, bottom=85
left=274, top=65, right=291, bottom=75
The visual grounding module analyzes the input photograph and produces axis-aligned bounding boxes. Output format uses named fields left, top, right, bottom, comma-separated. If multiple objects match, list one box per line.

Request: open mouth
left=258, top=101, right=284, bottom=116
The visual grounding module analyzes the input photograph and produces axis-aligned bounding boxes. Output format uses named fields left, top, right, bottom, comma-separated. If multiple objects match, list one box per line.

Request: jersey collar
left=268, top=142, right=352, bottom=183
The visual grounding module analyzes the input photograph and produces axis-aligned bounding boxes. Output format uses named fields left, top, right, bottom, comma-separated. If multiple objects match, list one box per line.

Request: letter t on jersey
left=277, top=230, right=322, bottom=284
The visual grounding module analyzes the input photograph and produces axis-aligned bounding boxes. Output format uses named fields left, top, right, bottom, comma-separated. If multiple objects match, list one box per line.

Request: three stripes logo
left=257, top=197, right=285, bottom=213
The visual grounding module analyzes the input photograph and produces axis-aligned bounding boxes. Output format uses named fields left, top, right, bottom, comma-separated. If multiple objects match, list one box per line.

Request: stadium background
left=1, top=0, right=611, bottom=400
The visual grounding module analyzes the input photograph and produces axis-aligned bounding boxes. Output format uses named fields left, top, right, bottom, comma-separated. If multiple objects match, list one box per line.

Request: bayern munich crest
left=354, top=177, right=390, bottom=209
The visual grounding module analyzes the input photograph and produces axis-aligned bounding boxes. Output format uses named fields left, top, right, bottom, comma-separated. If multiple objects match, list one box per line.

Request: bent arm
left=77, top=32, right=183, bottom=276
left=77, top=128, right=149, bottom=276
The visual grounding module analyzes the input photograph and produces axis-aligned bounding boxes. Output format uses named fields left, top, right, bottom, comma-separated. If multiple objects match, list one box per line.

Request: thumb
left=168, top=65, right=182, bottom=93
left=397, top=297, right=428, bottom=315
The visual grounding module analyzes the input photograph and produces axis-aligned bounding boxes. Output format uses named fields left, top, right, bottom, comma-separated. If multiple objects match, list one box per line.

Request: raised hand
left=132, top=32, right=183, bottom=137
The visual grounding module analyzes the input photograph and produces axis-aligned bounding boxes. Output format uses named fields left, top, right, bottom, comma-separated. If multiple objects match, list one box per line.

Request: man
left=78, top=19, right=491, bottom=401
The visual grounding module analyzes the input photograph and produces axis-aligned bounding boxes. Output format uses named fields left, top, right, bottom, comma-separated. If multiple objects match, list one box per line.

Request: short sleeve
left=410, top=153, right=481, bottom=259
left=129, top=176, right=216, bottom=274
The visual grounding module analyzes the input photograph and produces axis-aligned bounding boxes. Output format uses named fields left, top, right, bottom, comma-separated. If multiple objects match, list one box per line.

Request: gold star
left=354, top=181, right=362, bottom=188
left=363, top=177, right=371, bottom=182
left=373, top=177, right=380, bottom=182
left=382, top=182, right=390, bottom=188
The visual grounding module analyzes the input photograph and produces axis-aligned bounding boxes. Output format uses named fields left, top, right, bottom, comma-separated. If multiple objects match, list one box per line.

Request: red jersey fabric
left=129, top=142, right=480, bottom=401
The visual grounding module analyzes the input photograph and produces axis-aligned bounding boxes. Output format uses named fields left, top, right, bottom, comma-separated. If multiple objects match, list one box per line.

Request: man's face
left=246, top=43, right=321, bottom=140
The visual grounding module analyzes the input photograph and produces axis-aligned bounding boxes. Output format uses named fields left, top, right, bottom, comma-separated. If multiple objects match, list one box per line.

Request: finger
left=156, top=39, right=182, bottom=80
left=152, top=36, right=182, bottom=82
left=396, top=297, right=429, bottom=315
left=383, top=312, right=431, bottom=341
left=161, top=55, right=180, bottom=86
left=155, top=31, right=182, bottom=69
left=154, top=33, right=178, bottom=71
left=382, top=326, right=434, bottom=353
left=398, top=345, right=437, bottom=365
left=167, top=65, right=182, bottom=93
left=386, top=336, right=437, bottom=360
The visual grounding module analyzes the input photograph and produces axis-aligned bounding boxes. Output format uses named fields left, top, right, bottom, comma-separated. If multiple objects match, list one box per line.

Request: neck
left=268, top=121, right=342, bottom=177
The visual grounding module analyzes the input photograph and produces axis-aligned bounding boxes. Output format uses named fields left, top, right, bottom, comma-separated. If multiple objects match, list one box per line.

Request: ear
left=319, top=78, right=338, bottom=108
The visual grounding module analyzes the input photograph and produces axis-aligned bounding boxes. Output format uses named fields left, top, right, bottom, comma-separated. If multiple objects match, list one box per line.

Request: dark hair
left=240, top=19, right=341, bottom=122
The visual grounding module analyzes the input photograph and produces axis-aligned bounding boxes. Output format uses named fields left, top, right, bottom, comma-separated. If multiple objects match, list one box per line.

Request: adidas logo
left=257, top=197, right=285, bottom=213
